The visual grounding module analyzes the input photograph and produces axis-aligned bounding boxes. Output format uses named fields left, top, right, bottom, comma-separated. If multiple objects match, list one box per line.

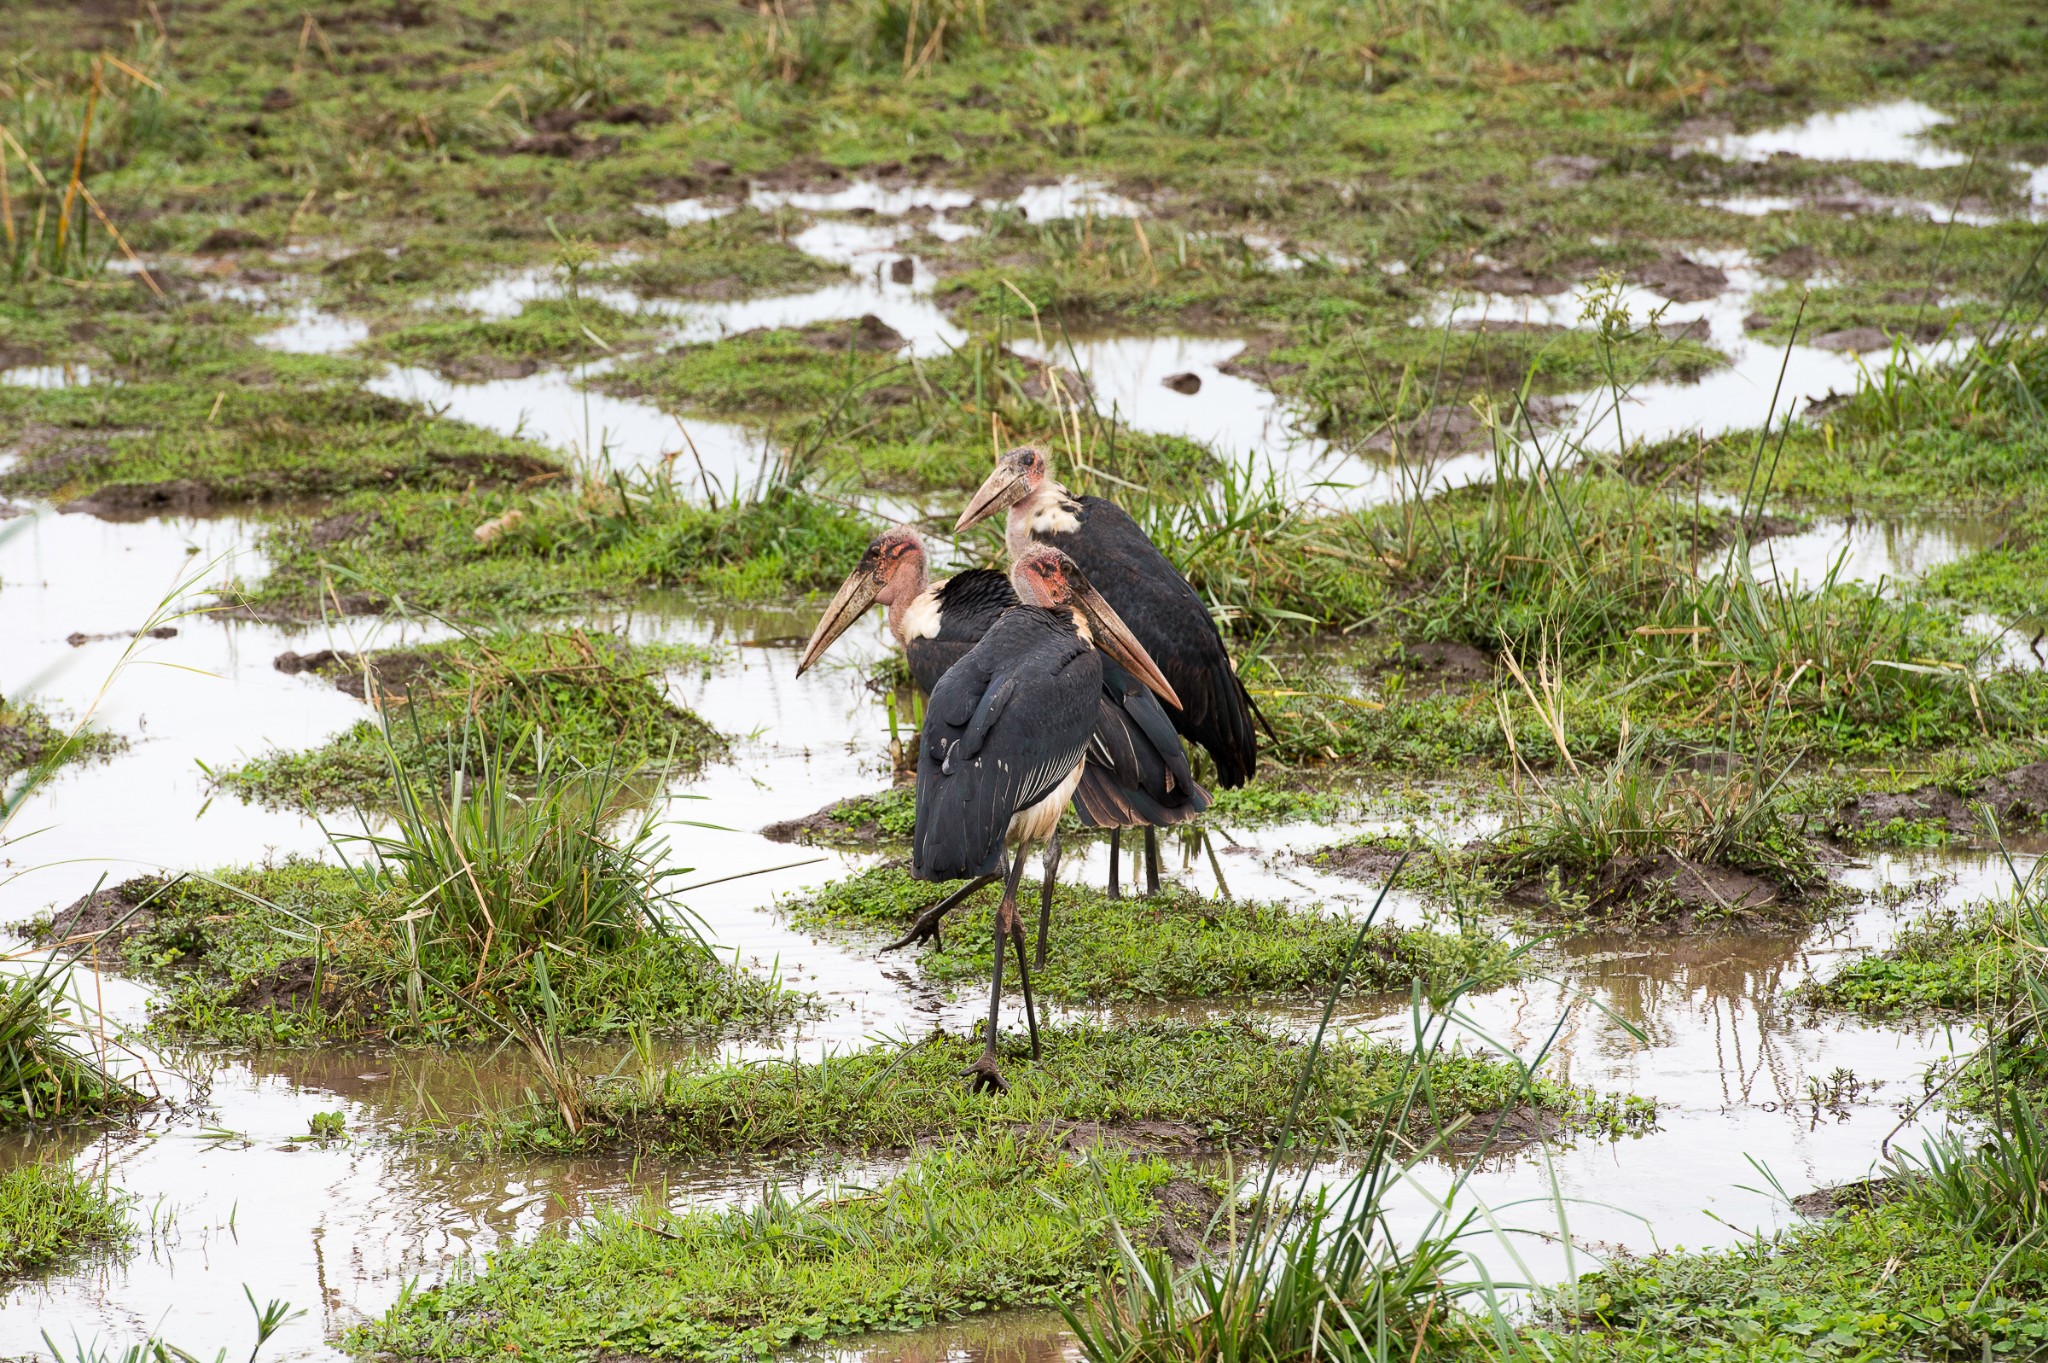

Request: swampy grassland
left=3, top=0, right=2048, bottom=1357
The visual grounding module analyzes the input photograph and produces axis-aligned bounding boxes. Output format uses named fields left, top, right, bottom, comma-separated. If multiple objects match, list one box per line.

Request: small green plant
left=304, top=1110, right=346, bottom=1140
left=0, top=1158, right=131, bottom=1279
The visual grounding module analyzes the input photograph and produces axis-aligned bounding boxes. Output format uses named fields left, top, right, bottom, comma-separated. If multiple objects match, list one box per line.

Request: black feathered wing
left=1070, top=657, right=1211, bottom=828
left=1040, top=496, right=1259, bottom=787
left=911, top=607, right=1102, bottom=882
left=902, top=569, right=1017, bottom=694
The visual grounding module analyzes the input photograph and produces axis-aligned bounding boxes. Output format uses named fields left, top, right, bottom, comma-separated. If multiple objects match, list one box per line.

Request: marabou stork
left=796, top=525, right=1209, bottom=963
left=911, top=544, right=1180, bottom=1091
left=955, top=445, right=1261, bottom=892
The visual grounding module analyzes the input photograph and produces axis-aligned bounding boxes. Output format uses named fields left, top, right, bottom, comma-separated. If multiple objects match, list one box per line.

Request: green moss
left=0, top=361, right=560, bottom=504
left=219, top=630, right=725, bottom=810
left=1524, top=1192, right=2048, bottom=1361
left=372, top=297, right=663, bottom=378
left=0, top=1160, right=131, bottom=1283
left=0, top=696, right=120, bottom=781
left=354, top=1137, right=1175, bottom=1363
left=533, top=1019, right=1647, bottom=1158
left=596, top=212, right=847, bottom=299
left=230, top=479, right=878, bottom=617
left=81, top=862, right=799, bottom=1048
left=784, top=863, right=1518, bottom=1003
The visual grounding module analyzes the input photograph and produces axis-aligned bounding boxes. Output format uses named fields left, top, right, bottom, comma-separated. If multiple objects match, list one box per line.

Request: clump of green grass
left=0, top=361, right=562, bottom=505
left=596, top=212, right=847, bottom=300
left=372, top=297, right=660, bottom=379
left=0, top=966, right=142, bottom=1128
left=0, top=1159, right=131, bottom=1282
left=233, top=470, right=877, bottom=618
left=219, top=629, right=724, bottom=810
left=1495, top=730, right=1823, bottom=915
left=355, top=1135, right=1177, bottom=1363
left=91, top=721, right=799, bottom=1048
left=1803, top=897, right=2020, bottom=1021
left=784, top=863, right=1518, bottom=1003
left=534, top=1019, right=1644, bottom=1158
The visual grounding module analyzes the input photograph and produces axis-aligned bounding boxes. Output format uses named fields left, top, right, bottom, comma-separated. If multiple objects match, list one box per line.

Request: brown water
left=0, top=223, right=2027, bottom=1356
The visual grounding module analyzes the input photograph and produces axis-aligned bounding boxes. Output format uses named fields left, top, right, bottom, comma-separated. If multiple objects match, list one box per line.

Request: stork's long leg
left=1144, top=826, right=1161, bottom=895
left=1010, top=919, right=1043, bottom=1061
left=882, top=873, right=997, bottom=953
left=965, top=850, right=1032, bottom=1093
left=1033, top=831, right=1061, bottom=971
left=1107, top=829, right=1122, bottom=901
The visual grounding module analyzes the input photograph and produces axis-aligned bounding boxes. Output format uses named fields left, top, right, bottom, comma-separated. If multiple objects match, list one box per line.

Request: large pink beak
left=956, top=465, right=1031, bottom=533
left=796, top=567, right=883, bottom=677
left=1073, top=578, right=1180, bottom=711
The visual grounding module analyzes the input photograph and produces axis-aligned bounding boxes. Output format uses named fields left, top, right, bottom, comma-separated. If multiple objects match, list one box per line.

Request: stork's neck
left=881, top=556, right=933, bottom=647
left=1005, top=480, right=1079, bottom=558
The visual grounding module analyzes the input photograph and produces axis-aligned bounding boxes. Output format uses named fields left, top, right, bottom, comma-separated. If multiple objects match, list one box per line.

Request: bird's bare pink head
left=797, top=525, right=929, bottom=676
left=955, top=445, right=1050, bottom=533
left=1011, top=546, right=1181, bottom=711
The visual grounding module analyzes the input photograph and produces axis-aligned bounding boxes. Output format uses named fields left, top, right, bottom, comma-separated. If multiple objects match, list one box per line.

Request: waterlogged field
left=2, top=1, right=2047, bottom=1360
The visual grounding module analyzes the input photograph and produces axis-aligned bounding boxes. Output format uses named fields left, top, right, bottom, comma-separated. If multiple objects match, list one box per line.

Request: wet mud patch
left=1790, top=1174, right=1906, bottom=1218
left=1502, top=849, right=1826, bottom=932
left=1832, top=759, right=2048, bottom=844
left=761, top=785, right=912, bottom=845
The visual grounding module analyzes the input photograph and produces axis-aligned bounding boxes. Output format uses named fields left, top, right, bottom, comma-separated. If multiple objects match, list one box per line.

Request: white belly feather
left=1005, top=759, right=1084, bottom=847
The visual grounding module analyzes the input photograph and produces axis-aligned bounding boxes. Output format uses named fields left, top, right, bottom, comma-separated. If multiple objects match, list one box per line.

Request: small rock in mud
left=1792, top=1175, right=1904, bottom=1218
left=1811, top=327, right=1893, bottom=353
left=1161, top=370, right=1202, bottom=394
left=60, top=480, right=213, bottom=518
left=308, top=511, right=377, bottom=547
left=888, top=257, right=915, bottom=284
left=1387, top=640, right=1494, bottom=685
left=66, top=626, right=178, bottom=647
left=1535, top=154, right=1603, bottom=187
left=194, top=227, right=272, bottom=254
left=260, top=86, right=296, bottom=112
left=1744, top=312, right=1770, bottom=332
left=1760, top=244, right=1822, bottom=278
left=1464, top=268, right=1571, bottom=296
left=1632, top=257, right=1728, bottom=303
left=1306, top=842, right=1409, bottom=882
left=809, top=313, right=906, bottom=353
left=1656, top=317, right=1713, bottom=341
left=499, top=132, right=620, bottom=161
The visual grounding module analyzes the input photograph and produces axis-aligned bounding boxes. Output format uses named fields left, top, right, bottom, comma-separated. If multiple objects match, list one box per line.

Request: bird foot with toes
left=963, top=1049, right=1008, bottom=1093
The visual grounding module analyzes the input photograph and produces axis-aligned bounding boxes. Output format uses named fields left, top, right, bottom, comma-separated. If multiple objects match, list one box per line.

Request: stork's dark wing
left=1070, top=657, right=1210, bottom=827
left=912, top=607, right=1100, bottom=882
left=902, top=570, right=1017, bottom=694
left=1042, top=496, right=1259, bottom=787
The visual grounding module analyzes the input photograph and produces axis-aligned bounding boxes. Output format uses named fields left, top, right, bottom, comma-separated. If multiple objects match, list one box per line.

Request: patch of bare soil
left=1505, top=849, right=1812, bottom=930
left=67, top=626, right=178, bottom=647
left=1832, top=760, right=2048, bottom=841
left=761, top=790, right=902, bottom=845
left=308, top=511, right=379, bottom=546
left=60, top=480, right=214, bottom=518
left=1014, top=1118, right=1210, bottom=1154
left=1304, top=842, right=1409, bottom=882
left=0, top=340, right=45, bottom=368
left=531, top=102, right=669, bottom=134
left=1384, top=640, right=1494, bottom=686
left=0, top=723, right=49, bottom=774
left=1148, top=1175, right=1224, bottom=1265
left=1463, top=268, right=1572, bottom=296
left=36, top=876, right=166, bottom=949
left=432, top=354, right=542, bottom=382
left=274, top=647, right=440, bottom=700
left=790, top=314, right=906, bottom=353
left=1631, top=256, right=1728, bottom=303
left=225, top=956, right=383, bottom=1021
left=496, top=132, right=620, bottom=161
left=1360, top=400, right=1559, bottom=457
left=1438, top=1103, right=1566, bottom=1157
left=1452, top=318, right=1566, bottom=336
left=1791, top=1174, right=1905, bottom=1218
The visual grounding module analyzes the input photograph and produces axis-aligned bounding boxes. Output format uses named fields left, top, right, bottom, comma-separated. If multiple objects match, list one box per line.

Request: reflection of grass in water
left=356, top=1134, right=1180, bottom=1362
left=218, top=628, right=726, bottom=810
left=785, top=863, right=1518, bottom=1004
left=0, top=1158, right=132, bottom=1281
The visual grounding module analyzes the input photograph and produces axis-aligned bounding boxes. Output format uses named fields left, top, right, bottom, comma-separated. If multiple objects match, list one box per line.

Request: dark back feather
left=1034, top=495, right=1259, bottom=786
left=911, top=606, right=1101, bottom=882
left=903, top=569, right=1017, bottom=694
